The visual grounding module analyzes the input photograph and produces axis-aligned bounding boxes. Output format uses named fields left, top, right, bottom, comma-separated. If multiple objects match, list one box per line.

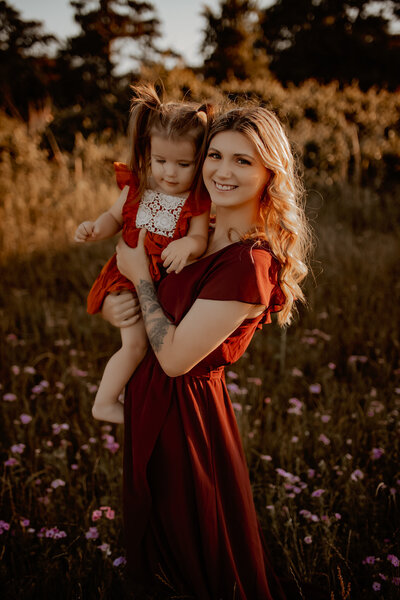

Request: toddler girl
left=74, top=84, right=211, bottom=423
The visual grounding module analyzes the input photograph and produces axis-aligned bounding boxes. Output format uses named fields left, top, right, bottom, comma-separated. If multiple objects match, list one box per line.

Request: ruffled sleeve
left=113, top=162, right=139, bottom=190
left=180, top=188, right=211, bottom=221
left=197, top=242, right=284, bottom=323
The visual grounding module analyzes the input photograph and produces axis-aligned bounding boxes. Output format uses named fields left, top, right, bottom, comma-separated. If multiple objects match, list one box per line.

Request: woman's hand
left=101, top=290, right=141, bottom=328
left=115, top=229, right=149, bottom=285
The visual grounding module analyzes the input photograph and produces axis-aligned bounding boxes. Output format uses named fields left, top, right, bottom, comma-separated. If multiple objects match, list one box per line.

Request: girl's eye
left=179, top=163, right=191, bottom=168
left=155, top=159, right=165, bottom=164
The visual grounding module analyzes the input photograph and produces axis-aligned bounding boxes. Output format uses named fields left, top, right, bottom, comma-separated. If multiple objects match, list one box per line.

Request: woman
left=103, top=105, right=310, bottom=599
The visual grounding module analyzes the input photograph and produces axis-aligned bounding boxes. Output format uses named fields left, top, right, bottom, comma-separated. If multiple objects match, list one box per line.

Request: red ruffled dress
left=123, top=240, right=287, bottom=599
left=87, top=162, right=211, bottom=314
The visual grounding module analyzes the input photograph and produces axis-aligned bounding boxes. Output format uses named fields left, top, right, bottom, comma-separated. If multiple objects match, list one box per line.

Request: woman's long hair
left=207, top=107, right=312, bottom=326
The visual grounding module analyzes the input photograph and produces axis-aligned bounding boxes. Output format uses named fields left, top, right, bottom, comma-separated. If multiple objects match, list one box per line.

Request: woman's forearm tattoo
left=136, top=279, right=173, bottom=352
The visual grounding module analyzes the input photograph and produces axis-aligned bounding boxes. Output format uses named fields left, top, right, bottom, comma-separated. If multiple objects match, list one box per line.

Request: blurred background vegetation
left=1, top=1, right=400, bottom=599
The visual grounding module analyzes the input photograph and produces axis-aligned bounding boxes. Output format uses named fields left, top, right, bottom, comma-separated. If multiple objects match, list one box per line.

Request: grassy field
left=0, top=116, right=399, bottom=599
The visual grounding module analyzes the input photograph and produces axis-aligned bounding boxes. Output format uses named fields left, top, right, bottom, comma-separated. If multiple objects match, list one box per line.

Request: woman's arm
left=74, top=186, right=128, bottom=242
left=116, top=230, right=264, bottom=377
left=160, top=210, right=209, bottom=273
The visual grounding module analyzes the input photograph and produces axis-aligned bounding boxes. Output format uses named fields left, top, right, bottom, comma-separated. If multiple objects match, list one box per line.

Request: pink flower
left=92, top=510, right=102, bottom=521
left=307, top=469, right=316, bottom=478
left=328, top=362, right=336, bottom=370
left=363, top=556, right=376, bottom=565
left=20, top=518, right=30, bottom=527
left=98, top=543, right=111, bottom=555
left=320, top=415, right=331, bottom=423
left=227, top=382, right=240, bottom=393
left=311, top=488, right=325, bottom=498
left=247, top=377, right=262, bottom=386
left=85, top=527, right=99, bottom=539
left=334, top=513, right=342, bottom=520
left=70, top=367, right=88, bottom=377
left=227, top=370, right=239, bottom=379
left=304, top=536, right=312, bottom=544
left=309, top=383, right=321, bottom=394
left=11, top=365, right=21, bottom=375
left=288, top=397, right=303, bottom=415
left=51, top=479, right=66, bottom=489
left=387, top=554, right=400, bottom=567
left=260, top=454, right=272, bottom=462
left=291, top=367, right=303, bottom=377
left=372, top=582, right=381, bottom=591
left=350, top=469, right=364, bottom=482
left=232, top=402, right=242, bottom=412
left=105, top=508, right=115, bottom=520
left=371, top=448, right=385, bottom=460
left=318, top=434, right=331, bottom=445
left=3, top=393, right=17, bottom=402
left=70, top=464, right=78, bottom=470
left=23, top=366, right=36, bottom=374
left=348, top=355, right=368, bottom=364
left=0, top=520, right=10, bottom=534
left=20, top=414, right=32, bottom=424
left=102, top=434, right=120, bottom=454
left=11, top=443, right=25, bottom=454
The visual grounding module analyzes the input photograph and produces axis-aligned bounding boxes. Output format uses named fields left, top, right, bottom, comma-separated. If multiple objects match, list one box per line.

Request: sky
left=10, top=0, right=230, bottom=67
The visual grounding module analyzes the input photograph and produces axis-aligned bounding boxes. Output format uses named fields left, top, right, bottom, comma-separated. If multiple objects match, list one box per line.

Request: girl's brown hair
left=207, top=106, right=312, bottom=326
left=128, top=83, right=213, bottom=199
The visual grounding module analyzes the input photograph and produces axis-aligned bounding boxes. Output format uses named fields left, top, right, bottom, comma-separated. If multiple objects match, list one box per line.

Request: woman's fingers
left=102, top=291, right=140, bottom=327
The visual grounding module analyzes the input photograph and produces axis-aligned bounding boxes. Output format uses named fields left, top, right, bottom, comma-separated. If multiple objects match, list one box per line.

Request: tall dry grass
left=0, top=99, right=399, bottom=599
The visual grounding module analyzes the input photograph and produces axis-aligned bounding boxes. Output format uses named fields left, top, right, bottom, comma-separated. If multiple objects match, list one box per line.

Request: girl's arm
left=115, top=230, right=264, bottom=377
left=160, top=210, right=209, bottom=273
left=74, top=186, right=128, bottom=242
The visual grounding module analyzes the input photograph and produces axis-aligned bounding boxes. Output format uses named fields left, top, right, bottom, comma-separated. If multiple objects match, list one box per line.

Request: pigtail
left=128, top=83, right=163, bottom=189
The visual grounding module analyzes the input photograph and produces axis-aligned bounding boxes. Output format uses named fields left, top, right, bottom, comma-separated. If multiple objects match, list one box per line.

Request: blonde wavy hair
left=207, top=106, right=312, bottom=326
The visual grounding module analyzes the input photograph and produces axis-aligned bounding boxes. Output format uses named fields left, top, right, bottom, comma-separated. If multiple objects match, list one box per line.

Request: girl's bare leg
left=92, top=319, right=148, bottom=423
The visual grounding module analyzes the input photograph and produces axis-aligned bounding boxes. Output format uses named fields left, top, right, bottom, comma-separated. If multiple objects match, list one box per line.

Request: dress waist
left=185, top=364, right=225, bottom=380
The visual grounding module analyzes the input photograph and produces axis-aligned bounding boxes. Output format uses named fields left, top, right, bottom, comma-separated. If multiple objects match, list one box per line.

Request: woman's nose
left=215, top=160, right=232, bottom=179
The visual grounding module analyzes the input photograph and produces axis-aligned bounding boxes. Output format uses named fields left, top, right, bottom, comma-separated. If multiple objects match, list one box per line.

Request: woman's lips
left=214, top=181, right=237, bottom=191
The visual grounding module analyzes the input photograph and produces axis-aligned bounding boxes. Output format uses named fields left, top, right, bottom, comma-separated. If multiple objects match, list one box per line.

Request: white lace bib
left=135, top=189, right=187, bottom=238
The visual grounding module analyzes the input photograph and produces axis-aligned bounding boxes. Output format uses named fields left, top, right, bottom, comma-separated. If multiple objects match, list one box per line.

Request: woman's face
left=202, top=131, right=270, bottom=209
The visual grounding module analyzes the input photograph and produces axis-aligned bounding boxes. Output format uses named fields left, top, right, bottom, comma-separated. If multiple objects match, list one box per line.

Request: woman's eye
left=237, top=158, right=251, bottom=165
left=207, top=152, right=220, bottom=159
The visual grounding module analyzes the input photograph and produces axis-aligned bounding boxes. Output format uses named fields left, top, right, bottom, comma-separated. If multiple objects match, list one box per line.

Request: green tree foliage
left=0, top=0, right=57, bottom=118
left=259, top=0, right=400, bottom=89
left=50, top=0, right=160, bottom=147
left=200, top=0, right=268, bottom=83
left=56, top=0, right=160, bottom=107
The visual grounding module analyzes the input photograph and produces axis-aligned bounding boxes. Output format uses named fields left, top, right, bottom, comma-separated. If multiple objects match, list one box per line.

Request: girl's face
left=202, top=130, right=270, bottom=209
left=150, top=134, right=196, bottom=195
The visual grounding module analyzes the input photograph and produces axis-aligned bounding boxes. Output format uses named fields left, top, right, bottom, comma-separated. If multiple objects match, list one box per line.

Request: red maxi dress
left=87, top=162, right=211, bottom=314
left=123, top=240, right=287, bottom=600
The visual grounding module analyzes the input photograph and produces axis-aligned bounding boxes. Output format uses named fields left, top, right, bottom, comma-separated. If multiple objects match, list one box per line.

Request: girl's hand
left=115, top=229, right=149, bottom=285
left=101, top=290, right=141, bottom=328
left=161, top=237, right=196, bottom=273
left=74, top=221, right=100, bottom=242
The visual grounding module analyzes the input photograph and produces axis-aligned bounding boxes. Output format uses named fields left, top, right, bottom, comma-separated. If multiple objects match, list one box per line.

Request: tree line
left=1, top=0, right=399, bottom=144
